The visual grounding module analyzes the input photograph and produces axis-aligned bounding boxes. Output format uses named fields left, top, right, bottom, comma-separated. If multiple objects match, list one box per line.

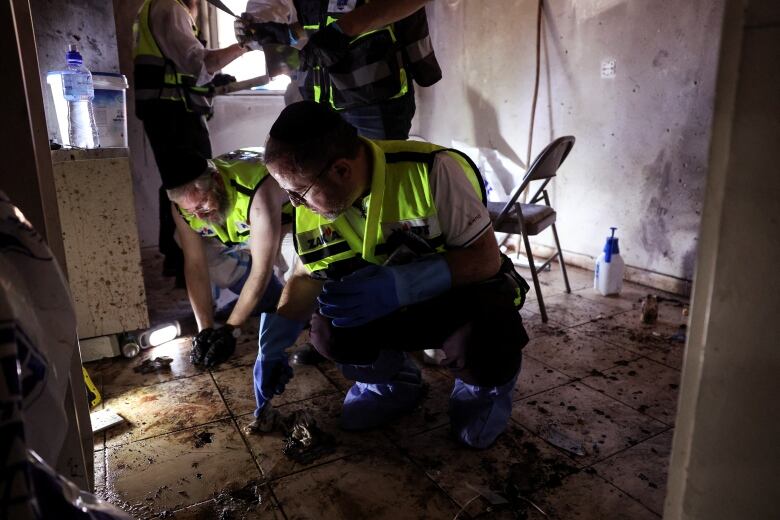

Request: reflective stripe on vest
left=133, top=0, right=212, bottom=115
left=180, top=149, right=268, bottom=245
left=292, top=0, right=440, bottom=111
left=294, top=139, right=486, bottom=275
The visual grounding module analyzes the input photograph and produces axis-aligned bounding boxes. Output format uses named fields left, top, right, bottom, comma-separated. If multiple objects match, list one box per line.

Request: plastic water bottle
left=594, top=227, right=625, bottom=295
left=62, top=44, right=99, bottom=148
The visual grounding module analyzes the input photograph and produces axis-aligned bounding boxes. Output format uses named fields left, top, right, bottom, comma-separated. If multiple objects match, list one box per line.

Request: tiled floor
left=86, top=249, right=689, bottom=519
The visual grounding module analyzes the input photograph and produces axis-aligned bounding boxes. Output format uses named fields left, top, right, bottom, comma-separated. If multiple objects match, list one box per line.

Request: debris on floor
left=640, top=295, right=659, bottom=324
left=280, top=410, right=336, bottom=465
left=133, top=356, right=173, bottom=374
left=193, top=430, right=214, bottom=448
left=90, top=409, right=125, bottom=433
left=538, top=424, right=586, bottom=457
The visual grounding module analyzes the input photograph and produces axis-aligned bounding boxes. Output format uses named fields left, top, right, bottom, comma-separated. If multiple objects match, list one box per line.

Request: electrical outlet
left=601, top=59, right=616, bottom=78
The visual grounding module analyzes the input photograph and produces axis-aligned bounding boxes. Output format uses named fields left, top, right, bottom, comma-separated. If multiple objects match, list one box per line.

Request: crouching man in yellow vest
left=167, top=149, right=299, bottom=432
left=256, top=101, right=530, bottom=449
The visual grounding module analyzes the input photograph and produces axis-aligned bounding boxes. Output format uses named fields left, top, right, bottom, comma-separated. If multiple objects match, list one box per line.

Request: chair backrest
left=492, top=136, right=575, bottom=228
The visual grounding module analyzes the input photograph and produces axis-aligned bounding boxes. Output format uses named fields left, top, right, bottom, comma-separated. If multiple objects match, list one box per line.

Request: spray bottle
left=594, top=227, right=624, bottom=295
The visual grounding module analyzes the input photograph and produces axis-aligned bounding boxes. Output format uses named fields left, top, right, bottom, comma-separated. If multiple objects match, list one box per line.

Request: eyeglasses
left=284, top=161, right=332, bottom=206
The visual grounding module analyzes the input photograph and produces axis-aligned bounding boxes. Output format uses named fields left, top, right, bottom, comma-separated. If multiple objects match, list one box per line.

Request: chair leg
left=521, top=231, right=548, bottom=323
left=550, top=222, right=571, bottom=293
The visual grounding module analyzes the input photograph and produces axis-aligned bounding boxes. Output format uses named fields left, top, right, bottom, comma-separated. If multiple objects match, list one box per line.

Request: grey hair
left=166, top=160, right=217, bottom=202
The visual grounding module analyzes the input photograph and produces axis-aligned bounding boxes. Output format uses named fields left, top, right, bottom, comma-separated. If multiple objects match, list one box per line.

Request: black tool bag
left=499, top=253, right=531, bottom=310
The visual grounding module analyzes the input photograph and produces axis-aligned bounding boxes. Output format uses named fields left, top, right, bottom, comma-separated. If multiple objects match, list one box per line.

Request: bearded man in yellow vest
left=133, top=0, right=248, bottom=284
left=166, top=149, right=297, bottom=433
left=255, top=101, right=529, bottom=449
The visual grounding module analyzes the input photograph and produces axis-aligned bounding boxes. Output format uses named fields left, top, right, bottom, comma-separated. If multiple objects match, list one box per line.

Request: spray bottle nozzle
left=604, top=227, right=619, bottom=263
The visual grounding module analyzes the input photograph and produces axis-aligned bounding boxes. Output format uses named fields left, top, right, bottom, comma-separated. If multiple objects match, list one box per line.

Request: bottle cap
left=66, top=44, right=83, bottom=65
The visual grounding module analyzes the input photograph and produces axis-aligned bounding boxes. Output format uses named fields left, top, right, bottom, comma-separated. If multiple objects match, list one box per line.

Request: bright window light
left=214, top=0, right=289, bottom=90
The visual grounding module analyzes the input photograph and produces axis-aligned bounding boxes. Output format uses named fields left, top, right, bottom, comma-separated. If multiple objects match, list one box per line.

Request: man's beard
left=202, top=184, right=230, bottom=225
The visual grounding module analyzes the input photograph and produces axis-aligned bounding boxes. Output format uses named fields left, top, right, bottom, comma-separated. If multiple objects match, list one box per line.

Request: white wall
left=31, top=0, right=121, bottom=144
left=415, top=0, right=724, bottom=288
left=664, top=0, right=780, bottom=518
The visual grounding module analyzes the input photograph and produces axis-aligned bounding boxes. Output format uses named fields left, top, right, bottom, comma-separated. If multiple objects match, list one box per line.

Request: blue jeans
left=339, top=91, right=416, bottom=140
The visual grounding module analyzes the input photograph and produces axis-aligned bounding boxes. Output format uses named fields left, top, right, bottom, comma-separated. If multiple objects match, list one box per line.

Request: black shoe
left=291, top=343, right=326, bottom=365
left=162, top=254, right=183, bottom=278
left=174, top=270, right=186, bottom=289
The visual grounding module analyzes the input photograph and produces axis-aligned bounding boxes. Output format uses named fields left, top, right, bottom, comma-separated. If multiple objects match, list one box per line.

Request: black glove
left=190, top=328, right=215, bottom=365
left=209, top=73, right=236, bottom=87
left=252, top=21, right=293, bottom=46
left=202, top=325, right=237, bottom=367
left=300, top=24, right=350, bottom=69
left=236, top=14, right=292, bottom=49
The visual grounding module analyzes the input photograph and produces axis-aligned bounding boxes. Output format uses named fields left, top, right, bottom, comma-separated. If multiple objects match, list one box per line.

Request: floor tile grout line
left=104, top=414, right=237, bottom=451
left=589, top=469, right=664, bottom=519
left=514, top=376, right=672, bottom=431
left=510, top=390, right=673, bottom=469
left=576, top=369, right=679, bottom=427
left=575, top=327, right=684, bottom=371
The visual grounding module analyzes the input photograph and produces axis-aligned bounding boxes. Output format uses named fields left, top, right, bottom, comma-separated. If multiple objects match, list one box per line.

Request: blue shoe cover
left=449, top=376, right=517, bottom=449
left=340, top=353, right=423, bottom=430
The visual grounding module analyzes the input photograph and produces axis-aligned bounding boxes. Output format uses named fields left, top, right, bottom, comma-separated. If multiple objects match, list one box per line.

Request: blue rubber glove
left=318, top=255, right=452, bottom=327
left=254, top=313, right=305, bottom=412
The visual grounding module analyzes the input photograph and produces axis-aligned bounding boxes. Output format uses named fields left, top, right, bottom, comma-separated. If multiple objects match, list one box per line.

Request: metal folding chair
left=488, top=136, right=575, bottom=322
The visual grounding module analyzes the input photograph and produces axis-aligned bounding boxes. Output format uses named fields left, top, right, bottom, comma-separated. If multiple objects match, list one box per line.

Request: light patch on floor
left=85, top=248, right=688, bottom=518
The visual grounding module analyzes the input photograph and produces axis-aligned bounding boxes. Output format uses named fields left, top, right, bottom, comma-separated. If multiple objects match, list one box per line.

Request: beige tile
left=581, top=358, right=681, bottom=425
left=213, top=363, right=340, bottom=416
left=519, top=307, right=570, bottom=339
left=271, top=450, right=460, bottom=519
left=237, top=393, right=393, bottom=480
left=523, top=329, right=641, bottom=379
left=533, top=292, right=630, bottom=327
left=534, top=470, right=660, bottom=519
left=575, top=312, right=687, bottom=369
left=384, top=368, right=454, bottom=440
left=105, top=419, right=261, bottom=518
left=92, top=339, right=205, bottom=398
left=514, top=261, right=595, bottom=295
left=104, top=374, right=229, bottom=447
left=579, top=285, right=689, bottom=319
left=514, top=356, right=573, bottom=400
left=151, top=487, right=284, bottom=519
left=399, top=422, right=579, bottom=516
left=592, top=430, right=674, bottom=516
left=512, top=383, right=668, bottom=465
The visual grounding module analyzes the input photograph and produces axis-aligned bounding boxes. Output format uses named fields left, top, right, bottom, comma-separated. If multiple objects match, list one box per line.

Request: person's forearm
left=276, top=268, right=323, bottom=322
left=336, top=0, right=431, bottom=36
left=203, top=43, right=246, bottom=75
left=226, top=269, right=270, bottom=328
left=184, top=261, right=216, bottom=330
left=443, top=229, right=502, bottom=286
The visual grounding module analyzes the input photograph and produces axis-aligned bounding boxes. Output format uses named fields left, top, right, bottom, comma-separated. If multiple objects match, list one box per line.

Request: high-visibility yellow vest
left=294, top=139, right=486, bottom=277
left=133, top=0, right=212, bottom=117
left=180, top=149, right=292, bottom=245
left=292, top=0, right=441, bottom=110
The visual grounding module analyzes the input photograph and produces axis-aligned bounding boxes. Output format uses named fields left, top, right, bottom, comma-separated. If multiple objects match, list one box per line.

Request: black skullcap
left=160, top=148, right=210, bottom=190
left=269, top=100, right=345, bottom=143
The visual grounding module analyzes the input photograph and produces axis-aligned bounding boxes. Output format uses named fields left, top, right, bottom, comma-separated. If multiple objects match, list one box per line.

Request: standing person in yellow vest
left=255, top=101, right=530, bottom=449
left=167, top=149, right=294, bottom=430
left=234, top=0, right=441, bottom=365
left=133, top=0, right=248, bottom=285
